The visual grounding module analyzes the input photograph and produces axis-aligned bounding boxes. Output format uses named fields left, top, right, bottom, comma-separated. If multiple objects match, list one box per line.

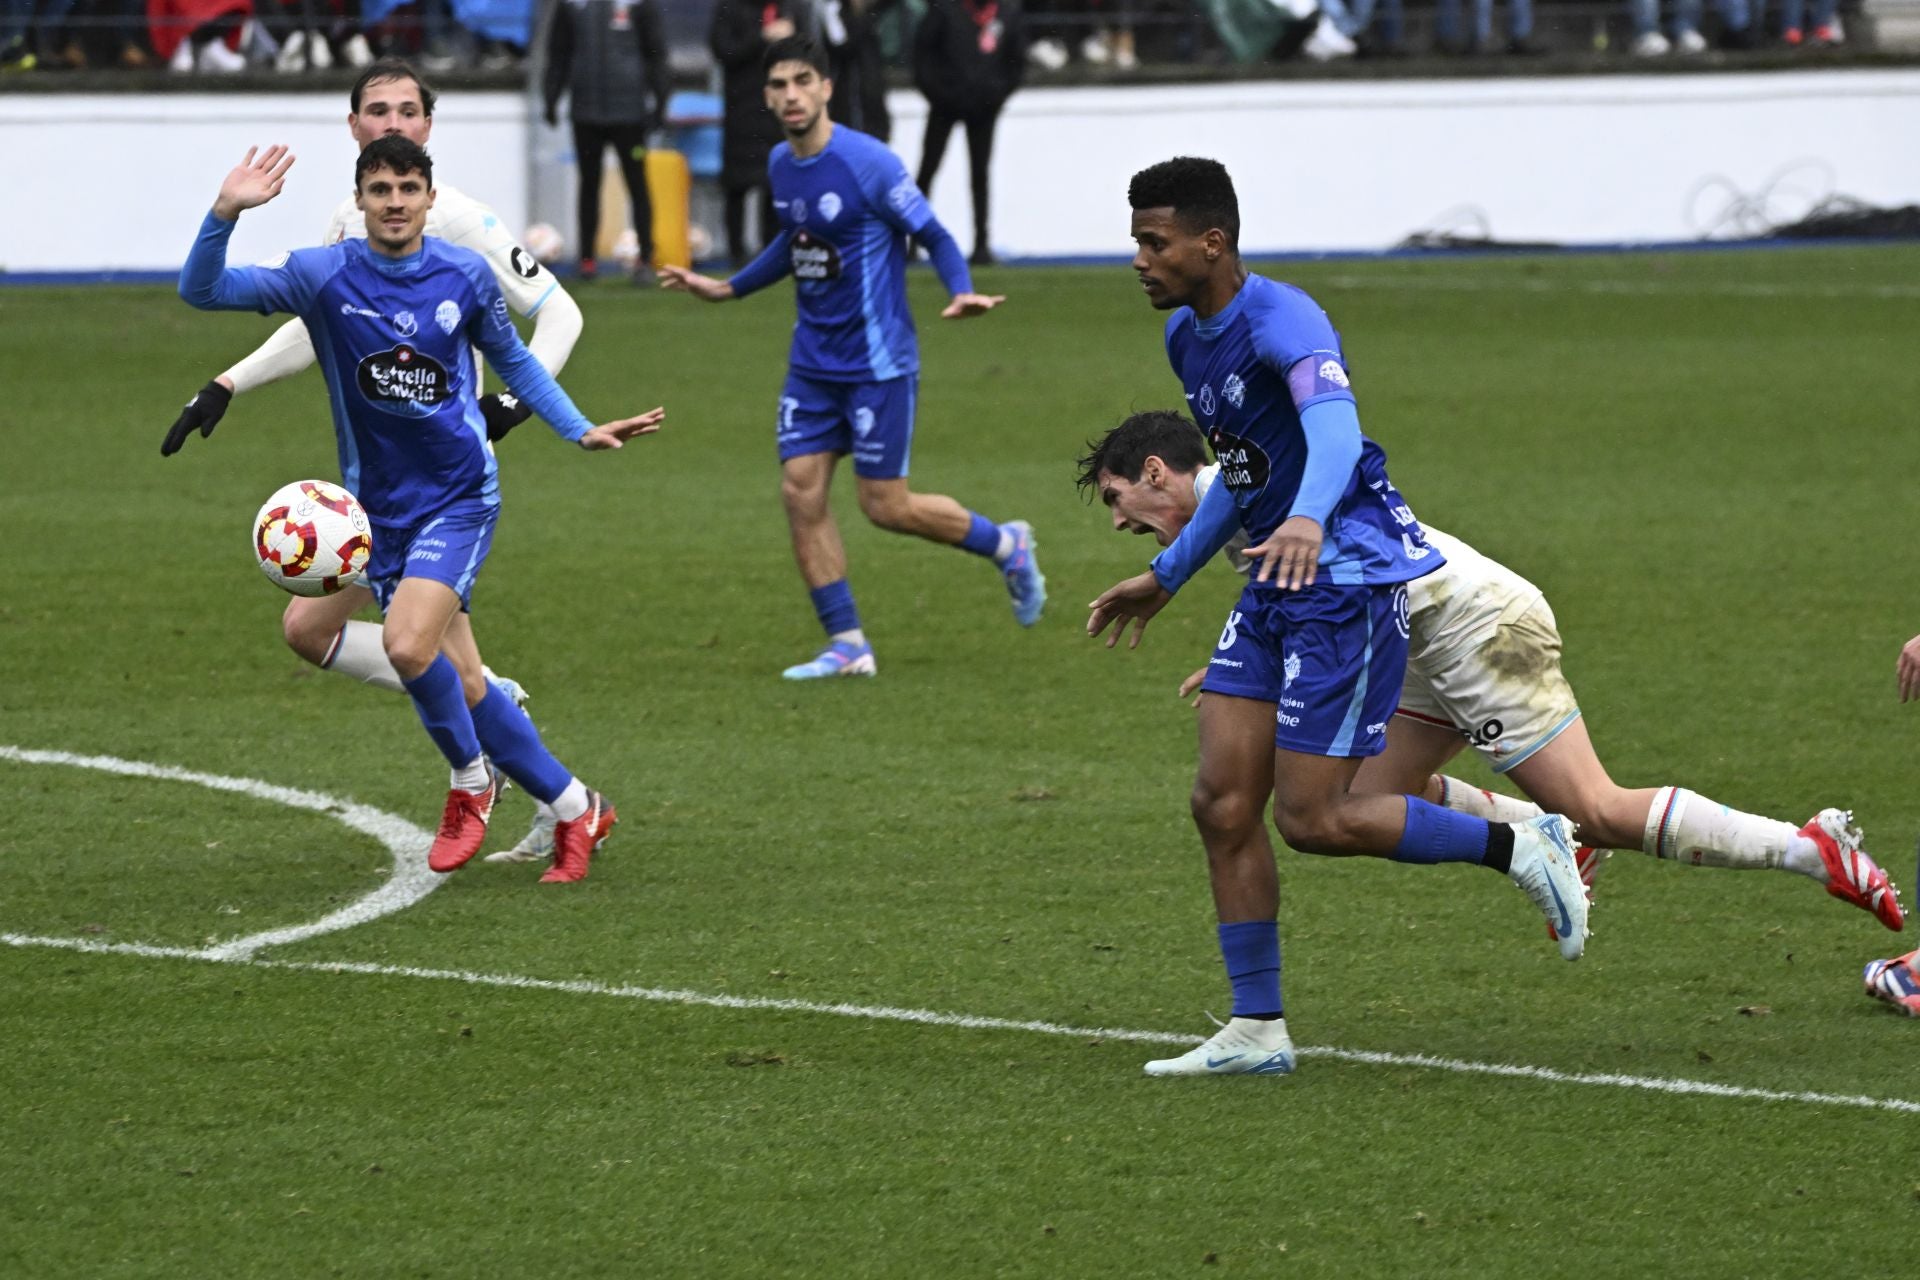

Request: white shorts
left=1395, top=595, right=1581, bottom=773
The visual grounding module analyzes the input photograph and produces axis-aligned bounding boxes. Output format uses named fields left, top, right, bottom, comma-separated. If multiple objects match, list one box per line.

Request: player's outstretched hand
left=578, top=407, right=666, bottom=451
left=214, top=145, right=295, bottom=220
left=1179, top=666, right=1208, bottom=705
left=160, top=377, right=234, bottom=456
left=1898, top=633, right=1920, bottom=703
left=657, top=265, right=734, bottom=302
left=941, top=292, right=1005, bottom=319
left=1246, top=515, right=1323, bottom=591
left=1087, top=570, right=1172, bottom=650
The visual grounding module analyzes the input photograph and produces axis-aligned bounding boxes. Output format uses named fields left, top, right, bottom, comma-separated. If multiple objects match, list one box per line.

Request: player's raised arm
left=212, top=145, right=295, bottom=221
left=179, top=149, right=319, bottom=321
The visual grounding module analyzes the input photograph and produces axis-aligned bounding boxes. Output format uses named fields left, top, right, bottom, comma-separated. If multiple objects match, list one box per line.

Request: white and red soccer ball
left=252, top=479, right=371, bottom=597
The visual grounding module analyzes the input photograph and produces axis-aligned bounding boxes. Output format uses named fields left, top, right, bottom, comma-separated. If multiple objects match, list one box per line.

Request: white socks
left=831, top=628, right=868, bottom=648
left=1642, top=786, right=1820, bottom=876
left=451, top=757, right=491, bottom=793
left=993, top=528, right=1016, bottom=564
left=1437, top=777, right=1543, bottom=824
left=552, top=778, right=589, bottom=822
left=324, top=621, right=405, bottom=693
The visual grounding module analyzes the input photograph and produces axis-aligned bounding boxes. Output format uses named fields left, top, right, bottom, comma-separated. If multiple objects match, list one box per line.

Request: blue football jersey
left=759, top=127, right=935, bottom=382
left=1164, top=274, right=1439, bottom=586
left=181, top=215, right=592, bottom=531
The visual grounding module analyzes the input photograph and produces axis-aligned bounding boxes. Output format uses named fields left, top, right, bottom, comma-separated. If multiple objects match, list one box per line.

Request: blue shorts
left=777, top=371, right=916, bottom=479
left=1201, top=579, right=1412, bottom=757
left=365, top=502, right=497, bottom=614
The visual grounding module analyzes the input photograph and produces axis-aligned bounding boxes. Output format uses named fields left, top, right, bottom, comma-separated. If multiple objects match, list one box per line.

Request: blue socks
left=808, top=579, right=862, bottom=638
left=1393, top=796, right=1499, bottom=866
left=402, top=655, right=481, bottom=769
left=956, top=512, right=1002, bottom=559
left=1218, top=920, right=1283, bottom=1019
left=469, top=683, right=572, bottom=805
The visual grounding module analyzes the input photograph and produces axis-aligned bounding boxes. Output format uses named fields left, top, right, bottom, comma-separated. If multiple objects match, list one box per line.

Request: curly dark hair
left=1074, top=410, right=1210, bottom=500
left=1127, top=157, right=1240, bottom=249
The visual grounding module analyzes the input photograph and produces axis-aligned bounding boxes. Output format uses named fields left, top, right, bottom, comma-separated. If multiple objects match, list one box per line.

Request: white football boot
left=485, top=806, right=559, bottom=864
left=1509, top=814, right=1589, bottom=960
left=1144, top=1015, right=1296, bottom=1077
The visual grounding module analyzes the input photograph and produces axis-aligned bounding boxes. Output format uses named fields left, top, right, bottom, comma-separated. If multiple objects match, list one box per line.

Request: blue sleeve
left=466, top=276, right=594, bottom=442
left=1150, top=474, right=1241, bottom=595
left=178, top=211, right=314, bottom=314
left=914, top=215, right=973, bottom=297
left=1289, top=399, right=1364, bottom=526
left=726, top=229, right=795, bottom=298
left=859, top=146, right=935, bottom=238
left=1251, top=286, right=1357, bottom=415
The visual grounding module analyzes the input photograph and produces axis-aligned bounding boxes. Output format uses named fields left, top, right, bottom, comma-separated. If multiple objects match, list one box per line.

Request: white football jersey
left=1196, top=463, right=1542, bottom=674
left=325, top=183, right=559, bottom=319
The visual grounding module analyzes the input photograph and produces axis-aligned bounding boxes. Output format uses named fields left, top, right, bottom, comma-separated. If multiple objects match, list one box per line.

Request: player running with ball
left=178, top=138, right=662, bottom=882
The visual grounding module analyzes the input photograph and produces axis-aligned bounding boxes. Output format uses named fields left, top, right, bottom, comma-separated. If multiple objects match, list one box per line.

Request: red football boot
left=541, top=790, right=616, bottom=883
left=1801, top=808, right=1904, bottom=931
left=427, top=778, right=498, bottom=873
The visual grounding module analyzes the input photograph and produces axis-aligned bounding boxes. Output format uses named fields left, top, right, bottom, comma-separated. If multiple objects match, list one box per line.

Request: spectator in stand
left=912, top=0, right=1026, bottom=266
left=544, top=0, right=669, bottom=284
left=1434, top=0, right=1536, bottom=53
left=147, top=0, right=251, bottom=71
left=1628, top=0, right=1754, bottom=54
left=1762, top=0, right=1843, bottom=45
left=264, top=0, right=373, bottom=70
left=711, top=0, right=795, bottom=267
left=825, top=0, right=899, bottom=141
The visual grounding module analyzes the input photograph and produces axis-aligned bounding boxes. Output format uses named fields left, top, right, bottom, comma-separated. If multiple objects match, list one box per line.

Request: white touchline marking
left=3, top=932, right=1915, bottom=1116
left=0, top=745, right=439, bottom=958
left=1312, top=273, right=1920, bottom=301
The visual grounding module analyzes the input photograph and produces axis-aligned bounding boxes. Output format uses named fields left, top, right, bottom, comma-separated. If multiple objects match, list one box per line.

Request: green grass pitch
left=3, top=246, right=1918, bottom=1277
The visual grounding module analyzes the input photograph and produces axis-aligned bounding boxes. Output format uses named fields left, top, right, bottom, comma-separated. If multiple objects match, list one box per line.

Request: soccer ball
left=522, top=222, right=565, bottom=264
left=252, top=479, right=372, bottom=597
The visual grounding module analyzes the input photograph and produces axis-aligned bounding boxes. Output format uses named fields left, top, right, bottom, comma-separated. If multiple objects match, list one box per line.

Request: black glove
left=480, top=391, right=534, bottom=443
left=544, top=106, right=559, bottom=129
left=161, top=379, right=232, bottom=456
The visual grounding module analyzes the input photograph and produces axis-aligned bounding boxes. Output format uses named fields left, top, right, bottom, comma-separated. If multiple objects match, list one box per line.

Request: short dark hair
left=350, top=58, right=437, bottom=117
left=1128, top=157, right=1240, bottom=249
left=763, top=34, right=831, bottom=79
left=1075, top=410, right=1211, bottom=499
left=355, top=135, right=434, bottom=189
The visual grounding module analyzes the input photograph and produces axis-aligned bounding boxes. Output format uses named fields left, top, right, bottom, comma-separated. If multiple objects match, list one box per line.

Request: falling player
left=162, top=59, right=580, bottom=865
left=658, top=36, right=1046, bottom=680
left=1078, top=409, right=1904, bottom=953
left=1085, top=158, right=1589, bottom=1079
left=178, top=138, right=661, bottom=882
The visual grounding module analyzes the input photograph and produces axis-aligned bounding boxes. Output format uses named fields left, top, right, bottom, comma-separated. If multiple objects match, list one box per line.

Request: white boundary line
left=6, top=746, right=1917, bottom=1115
left=1313, top=274, right=1920, bottom=301
left=0, top=745, right=439, bottom=958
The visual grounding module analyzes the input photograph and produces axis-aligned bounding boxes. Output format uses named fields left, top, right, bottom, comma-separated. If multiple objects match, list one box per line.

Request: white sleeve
left=435, top=184, right=583, bottom=376
left=217, top=201, right=354, bottom=395
left=221, top=317, right=318, bottom=394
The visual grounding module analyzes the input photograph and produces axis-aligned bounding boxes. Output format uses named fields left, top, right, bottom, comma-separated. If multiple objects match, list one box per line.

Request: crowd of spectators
left=0, top=0, right=1860, bottom=77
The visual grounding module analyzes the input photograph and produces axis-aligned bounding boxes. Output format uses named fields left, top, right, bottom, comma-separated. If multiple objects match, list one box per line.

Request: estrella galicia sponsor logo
left=340, top=302, right=382, bottom=319
left=1223, top=372, right=1246, bottom=408
left=394, top=310, right=418, bottom=337
left=1318, top=358, right=1351, bottom=388
left=818, top=191, right=843, bottom=222
left=509, top=246, right=542, bottom=279
left=1207, top=428, right=1270, bottom=492
left=1196, top=384, right=1217, bottom=417
left=790, top=196, right=808, bottom=224
left=436, top=300, right=462, bottom=334
left=790, top=230, right=842, bottom=282
left=357, top=344, right=450, bottom=409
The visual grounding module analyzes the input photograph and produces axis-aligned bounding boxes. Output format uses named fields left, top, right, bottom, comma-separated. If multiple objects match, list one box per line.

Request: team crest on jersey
left=435, top=300, right=461, bottom=334
left=357, top=344, right=450, bottom=410
left=1197, top=384, right=1217, bottom=417
left=394, top=310, right=418, bottom=337
left=790, top=230, right=842, bottom=282
left=818, top=191, right=843, bottom=223
left=852, top=406, right=875, bottom=438
left=791, top=197, right=808, bottom=224
left=1318, top=358, right=1350, bottom=388
left=1223, top=372, right=1246, bottom=408
left=1283, top=650, right=1301, bottom=689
